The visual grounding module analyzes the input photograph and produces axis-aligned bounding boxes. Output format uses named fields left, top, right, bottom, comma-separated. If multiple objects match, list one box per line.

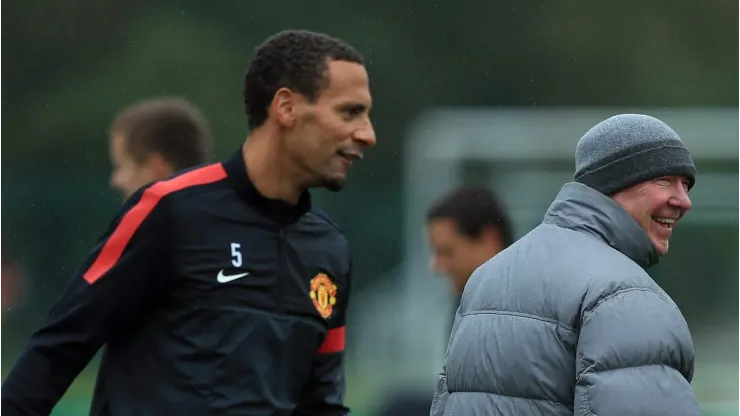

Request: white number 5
left=231, top=243, right=242, bottom=267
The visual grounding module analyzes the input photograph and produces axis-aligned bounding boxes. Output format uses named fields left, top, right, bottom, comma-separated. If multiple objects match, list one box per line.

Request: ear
left=479, top=226, right=503, bottom=253
left=145, top=152, right=175, bottom=181
left=269, top=87, right=298, bottom=128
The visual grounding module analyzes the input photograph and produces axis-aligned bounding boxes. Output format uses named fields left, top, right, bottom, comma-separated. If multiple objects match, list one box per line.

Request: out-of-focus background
left=2, top=1, right=738, bottom=415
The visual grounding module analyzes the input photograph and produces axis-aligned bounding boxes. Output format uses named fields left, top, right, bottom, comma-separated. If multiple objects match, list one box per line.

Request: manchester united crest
left=309, top=273, right=337, bottom=319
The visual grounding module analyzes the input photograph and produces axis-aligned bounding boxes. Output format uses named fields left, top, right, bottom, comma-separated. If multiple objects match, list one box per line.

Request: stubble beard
left=320, top=174, right=346, bottom=192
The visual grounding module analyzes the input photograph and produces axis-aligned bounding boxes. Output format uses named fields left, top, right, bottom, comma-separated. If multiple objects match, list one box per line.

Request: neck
left=242, top=129, right=305, bottom=205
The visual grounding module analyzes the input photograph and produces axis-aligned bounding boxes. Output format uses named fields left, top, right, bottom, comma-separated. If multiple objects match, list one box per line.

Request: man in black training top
left=2, top=29, right=376, bottom=416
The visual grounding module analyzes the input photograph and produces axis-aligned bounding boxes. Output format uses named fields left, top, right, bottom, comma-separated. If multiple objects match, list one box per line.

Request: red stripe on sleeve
left=83, top=164, right=228, bottom=284
left=317, top=326, right=346, bottom=354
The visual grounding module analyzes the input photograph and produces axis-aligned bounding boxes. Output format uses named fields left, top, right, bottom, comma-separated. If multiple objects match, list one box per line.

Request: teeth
left=653, top=217, right=675, bottom=224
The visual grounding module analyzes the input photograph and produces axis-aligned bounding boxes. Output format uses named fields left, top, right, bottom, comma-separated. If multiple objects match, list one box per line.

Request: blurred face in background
left=427, top=218, right=504, bottom=294
left=612, top=175, right=692, bottom=256
left=109, top=133, right=172, bottom=199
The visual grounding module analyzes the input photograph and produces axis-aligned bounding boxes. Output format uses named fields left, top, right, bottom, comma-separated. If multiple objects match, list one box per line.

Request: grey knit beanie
left=573, top=114, right=696, bottom=196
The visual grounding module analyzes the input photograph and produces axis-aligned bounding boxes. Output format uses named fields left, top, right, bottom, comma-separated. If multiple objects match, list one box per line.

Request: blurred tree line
left=2, top=0, right=737, bottom=321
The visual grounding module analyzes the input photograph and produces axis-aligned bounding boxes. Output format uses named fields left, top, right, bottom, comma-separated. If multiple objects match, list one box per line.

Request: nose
left=671, top=186, right=692, bottom=212
left=353, top=121, right=376, bottom=147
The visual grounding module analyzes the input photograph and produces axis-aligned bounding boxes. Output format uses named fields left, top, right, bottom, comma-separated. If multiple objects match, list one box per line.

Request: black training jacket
left=1, top=149, right=352, bottom=416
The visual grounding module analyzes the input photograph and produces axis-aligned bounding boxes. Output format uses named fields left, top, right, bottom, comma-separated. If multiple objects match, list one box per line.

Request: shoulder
left=155, top=162, right=232, bottom=202
left=525, top=223, right=662, bottom=292
left=303, top=205, right=351, bottom=252
left=124, top=162, right=231, bottom=210
left=574, top=242, right=666, bottom=309
left=128, top=163, right=239, bottom=225
left=471, top=223, right=668, bottom=314
left=306, top=205, right=346, bottom=234
left=97, top=164, right=230, bottom=253
left=104, top=164, right=234, bottom=247
left=573, top=248, right=680, bottom=327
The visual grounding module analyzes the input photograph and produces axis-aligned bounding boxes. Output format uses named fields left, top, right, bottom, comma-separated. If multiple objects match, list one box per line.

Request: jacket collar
left=222, top=148, right=312, bottom=225
left=543, top=182, right=659, bottom=269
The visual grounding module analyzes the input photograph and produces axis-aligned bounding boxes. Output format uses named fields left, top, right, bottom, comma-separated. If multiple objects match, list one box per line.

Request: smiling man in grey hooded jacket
left=430, top=113, right=699, bottom=416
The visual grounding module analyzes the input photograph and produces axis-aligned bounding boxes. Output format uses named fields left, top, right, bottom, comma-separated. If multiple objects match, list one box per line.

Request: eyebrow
left=339, top=102, right=370, bottom=113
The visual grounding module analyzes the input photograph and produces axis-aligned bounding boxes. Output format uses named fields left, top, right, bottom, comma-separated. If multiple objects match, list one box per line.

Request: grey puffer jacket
left=430, top=182, right=699, bottom=416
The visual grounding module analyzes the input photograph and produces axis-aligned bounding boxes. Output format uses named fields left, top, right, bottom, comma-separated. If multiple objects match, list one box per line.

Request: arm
left=1, top=186, right=173, bottom=416
left=574, top=288, right=700, bottom=416
left=294, top=265, right=353, bottom=416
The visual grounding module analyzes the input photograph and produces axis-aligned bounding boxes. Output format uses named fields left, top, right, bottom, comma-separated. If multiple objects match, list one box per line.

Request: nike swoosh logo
left=217, top=270, right=250, bottom=283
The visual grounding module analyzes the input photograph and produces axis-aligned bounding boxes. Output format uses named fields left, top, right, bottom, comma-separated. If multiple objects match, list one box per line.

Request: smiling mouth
left=653, top=217, right=676, bottom=229
left=337, top=151, right=362, bottom=162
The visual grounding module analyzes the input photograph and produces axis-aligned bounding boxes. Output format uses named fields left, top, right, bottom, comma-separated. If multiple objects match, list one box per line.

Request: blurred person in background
left=2, top=29, right=375, bottom=415
left=375, top=186, right=514, bottom=416
left=430, top=114, right=700, bottom=415
left=1, top=253, right=27, bottom=317
left=108, top=96, right=212, bottom=200
left=426, top=185, right=515, bottom=334
left=426, top=186, right=515, bottom=297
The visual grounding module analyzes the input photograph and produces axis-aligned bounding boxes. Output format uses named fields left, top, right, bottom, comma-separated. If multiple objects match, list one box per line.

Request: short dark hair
left=243, top=29, right=364, bottom=130
left=110, top=97, right=211, bottom=171
left=426, top=186, right=515, bottom=248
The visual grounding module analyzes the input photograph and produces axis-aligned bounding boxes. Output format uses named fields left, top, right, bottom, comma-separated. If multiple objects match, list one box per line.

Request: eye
left=339, top=104, right=367, bottom=120
left=654, top=177, right=671, bottom=186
